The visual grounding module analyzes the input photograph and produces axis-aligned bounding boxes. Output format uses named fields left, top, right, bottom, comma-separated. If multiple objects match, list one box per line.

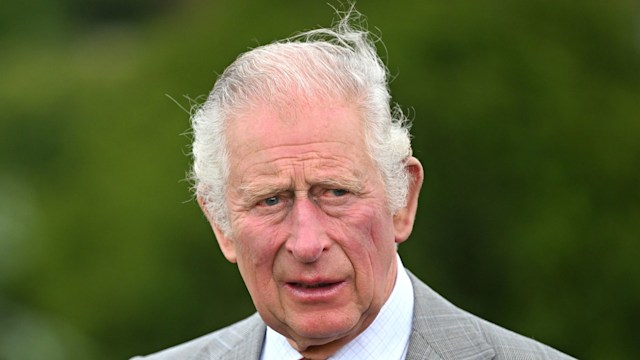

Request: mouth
left=289, top=282, right=339, bottom=289
left=284, top=280, right=346, bottom=302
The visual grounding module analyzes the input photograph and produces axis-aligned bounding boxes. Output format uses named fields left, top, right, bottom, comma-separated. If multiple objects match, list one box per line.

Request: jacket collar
left=406, top=271, right=495, bottom=360
left=215, top=313, right=265, bottom=360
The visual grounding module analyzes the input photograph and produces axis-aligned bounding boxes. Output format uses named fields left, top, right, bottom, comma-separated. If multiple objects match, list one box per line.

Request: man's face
left=202, top=99, right=420, bottom=353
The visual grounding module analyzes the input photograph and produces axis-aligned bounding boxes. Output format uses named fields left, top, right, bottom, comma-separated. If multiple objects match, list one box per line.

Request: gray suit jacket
left=133, top=271, right=574, bottom=359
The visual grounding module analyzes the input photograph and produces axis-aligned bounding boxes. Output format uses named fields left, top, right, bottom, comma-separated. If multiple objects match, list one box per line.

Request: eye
left=261, top=196, right=280, bottom=207
left=330, top=189, right=348, bottom=197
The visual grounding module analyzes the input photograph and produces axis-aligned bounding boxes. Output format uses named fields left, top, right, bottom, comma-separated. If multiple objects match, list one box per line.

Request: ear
left=393, top=157, right=424, bottom=244
left=197, top=195, right=237, bottom=263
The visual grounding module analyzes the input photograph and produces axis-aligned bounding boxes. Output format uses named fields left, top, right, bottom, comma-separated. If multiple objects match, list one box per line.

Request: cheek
left=234, top=214, right=283, bottom=251
left=232, top=219, right=287, bottom=280
left=339, top=203, right=393, bottom=240
left=326, top=203, right=396, bottom=263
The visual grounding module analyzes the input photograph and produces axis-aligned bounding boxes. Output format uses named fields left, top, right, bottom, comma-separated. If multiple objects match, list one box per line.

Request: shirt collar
left=260, top=254, right=414, bottom=360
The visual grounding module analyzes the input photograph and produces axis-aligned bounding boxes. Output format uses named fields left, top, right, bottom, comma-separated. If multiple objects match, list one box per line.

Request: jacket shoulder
left=470, top=313, right=575, bottom=359
left=131, top=313, right=265, bottom=360
left=407, top=270, right=575, bottom=359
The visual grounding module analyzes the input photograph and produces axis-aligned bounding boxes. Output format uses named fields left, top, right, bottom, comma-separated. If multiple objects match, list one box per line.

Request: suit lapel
left=216, top=313, right=266, bottom=360
left=406, top=271, right=495, bottom=360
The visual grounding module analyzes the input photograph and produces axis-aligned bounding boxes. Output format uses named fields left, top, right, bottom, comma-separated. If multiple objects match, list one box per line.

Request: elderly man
left=134, top=9, right=573, bottom=360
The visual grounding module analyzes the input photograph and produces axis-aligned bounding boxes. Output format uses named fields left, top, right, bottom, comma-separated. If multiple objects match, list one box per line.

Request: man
left=134, top=8, right=574, bottom=360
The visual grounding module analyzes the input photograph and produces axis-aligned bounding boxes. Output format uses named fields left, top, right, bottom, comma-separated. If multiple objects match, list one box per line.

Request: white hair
left=191, top=9, right=413, bottom=235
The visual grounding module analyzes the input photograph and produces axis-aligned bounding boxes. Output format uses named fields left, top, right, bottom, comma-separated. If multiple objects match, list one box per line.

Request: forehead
left=225, top=100, right=368, bottom=164
left=221, top=99, right=384, bottom=198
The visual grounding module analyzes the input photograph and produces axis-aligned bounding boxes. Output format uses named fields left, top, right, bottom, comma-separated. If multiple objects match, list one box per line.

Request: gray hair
left=191, top=9, right=413, bottom=235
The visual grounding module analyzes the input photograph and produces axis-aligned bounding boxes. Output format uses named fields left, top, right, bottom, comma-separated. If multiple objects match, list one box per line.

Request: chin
left=287, top=312, right=363, bottom=343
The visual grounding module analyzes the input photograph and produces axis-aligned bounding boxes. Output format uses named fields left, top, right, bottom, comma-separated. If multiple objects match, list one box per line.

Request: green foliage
left=1, top=0, right=638, bottom=358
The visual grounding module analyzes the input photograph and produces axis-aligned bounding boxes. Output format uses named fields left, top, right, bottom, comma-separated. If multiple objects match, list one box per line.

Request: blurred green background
left=1, top=0, right=639, bottom=359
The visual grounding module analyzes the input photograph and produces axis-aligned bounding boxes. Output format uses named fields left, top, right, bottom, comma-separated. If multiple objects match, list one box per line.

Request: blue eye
left=263, top=196, right=280, bottom=206
left=330, top=189, right=348, bottom=197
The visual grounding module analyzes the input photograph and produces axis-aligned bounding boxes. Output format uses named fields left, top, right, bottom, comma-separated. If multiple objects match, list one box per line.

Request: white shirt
left=260, top=255, right=414, bottom=360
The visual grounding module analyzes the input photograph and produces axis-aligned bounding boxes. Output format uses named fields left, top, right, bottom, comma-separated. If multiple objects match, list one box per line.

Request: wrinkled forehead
left=225, top=98, right=367, bottom=152
left=221, top=96, right=386, bottom=200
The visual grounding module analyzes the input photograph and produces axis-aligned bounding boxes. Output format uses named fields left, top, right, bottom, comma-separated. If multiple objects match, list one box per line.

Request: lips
left=289, top=281, right=338, bottom=289
left=283, top=279, right=346, bottom=302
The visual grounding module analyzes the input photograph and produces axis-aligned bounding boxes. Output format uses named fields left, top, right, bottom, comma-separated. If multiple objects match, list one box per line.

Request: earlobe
left=393, top=157, right=424, bottom=244
left=197, top=195, right=238, bottom=263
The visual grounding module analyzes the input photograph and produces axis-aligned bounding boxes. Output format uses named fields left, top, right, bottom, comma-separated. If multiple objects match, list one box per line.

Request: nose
left=286, top=198, right=329, bottom=263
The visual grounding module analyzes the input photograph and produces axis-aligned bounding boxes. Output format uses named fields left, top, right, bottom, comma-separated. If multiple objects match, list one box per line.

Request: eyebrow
left=312, top=177, right=364, bottom=193
left=238, top=181, right=292, bottom=205
left=237, top=174, right=364, bottom=205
